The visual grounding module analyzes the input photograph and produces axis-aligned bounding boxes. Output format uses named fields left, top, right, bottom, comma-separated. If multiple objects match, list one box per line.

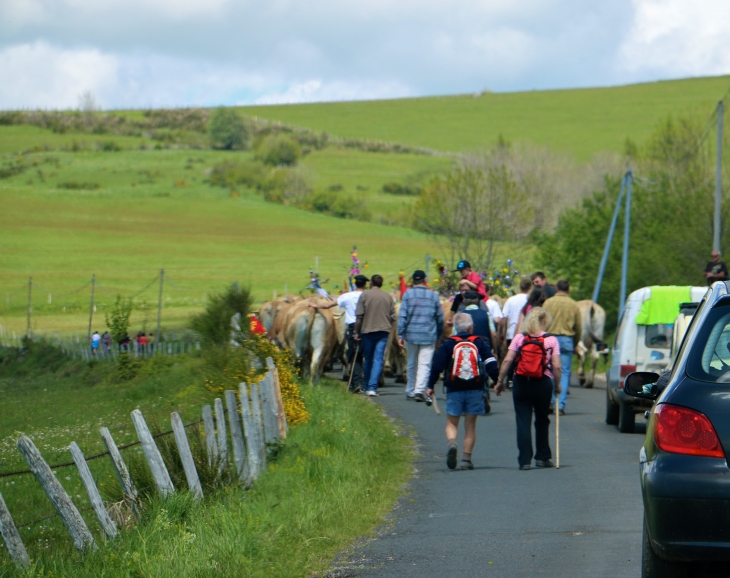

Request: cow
left=575, top=300, right=607, bottom=388
left=258, top=295, right=301, bottom=332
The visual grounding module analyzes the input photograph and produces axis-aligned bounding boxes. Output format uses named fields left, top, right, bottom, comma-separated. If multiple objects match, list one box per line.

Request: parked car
left=624, top=281, right=730, bottom=576
left=606, top=285, right=707, bottom=433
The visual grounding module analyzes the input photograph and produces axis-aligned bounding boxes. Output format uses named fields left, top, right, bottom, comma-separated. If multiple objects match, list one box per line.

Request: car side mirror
left=624, top=371, right=661, bottom=400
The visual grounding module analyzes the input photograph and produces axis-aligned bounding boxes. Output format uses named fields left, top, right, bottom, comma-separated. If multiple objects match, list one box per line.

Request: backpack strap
left=449, top=336, right=464, bottom=343
left=466, top=335, right=481, bottom=343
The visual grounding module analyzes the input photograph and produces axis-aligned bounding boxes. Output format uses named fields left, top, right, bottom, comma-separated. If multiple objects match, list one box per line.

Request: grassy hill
left=242, top=76, right=730, bottom=161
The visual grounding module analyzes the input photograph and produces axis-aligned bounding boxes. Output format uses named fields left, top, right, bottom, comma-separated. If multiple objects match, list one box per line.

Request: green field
left=242, top=75, right=730, bottom=160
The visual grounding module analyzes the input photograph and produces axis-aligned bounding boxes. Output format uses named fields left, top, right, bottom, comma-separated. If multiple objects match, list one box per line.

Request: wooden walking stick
left=346, top=343, right=360, bottom=392
left=555, top=398, right=560, bottom=469
left=431, top=395, right=441, bottom=415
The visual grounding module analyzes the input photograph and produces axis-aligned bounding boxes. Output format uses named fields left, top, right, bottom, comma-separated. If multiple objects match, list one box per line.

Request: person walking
left=705, top=250, right=729, bottom=285
left=501, top=278, right=531, bottom=348
left=495, top=307, right=562, bottom=470
left=355, top=274, right=395, bottom=397
left=427, top=313, right=498, bottom=470
left=90, top=331, right=101, bottom=356
left=311, top=274, right=368, bottom=392
left=531, top=272, right=556, bottom=298
left=397, top=270, right=444, bottom=401
left=101, top=330, right=111, bottom=356
left=542, top=279, right=582, bottom=416
left=461, top=290, right=497, bottom=350
left=516, top=288, right=547, bottom=335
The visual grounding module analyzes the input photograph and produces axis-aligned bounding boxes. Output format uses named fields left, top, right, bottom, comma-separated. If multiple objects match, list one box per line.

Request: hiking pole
left=555, top=397, right=560, bottom=469
left=347, top=343, right=360, bottom=392
left=431, top=394, right=441, bottom=415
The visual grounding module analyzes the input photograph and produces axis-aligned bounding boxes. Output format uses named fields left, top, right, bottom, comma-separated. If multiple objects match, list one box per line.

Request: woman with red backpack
left=495, top=307, right=562, bottom=470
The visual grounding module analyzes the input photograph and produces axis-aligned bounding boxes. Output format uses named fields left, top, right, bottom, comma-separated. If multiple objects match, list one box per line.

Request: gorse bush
left=256, top=134, right=301, bottom=166
left=190, top=284, right=254, bottom=346
left=208, top=107, right=250, bottom=150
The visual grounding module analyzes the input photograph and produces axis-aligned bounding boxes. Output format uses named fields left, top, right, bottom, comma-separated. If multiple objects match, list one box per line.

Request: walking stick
left=555, top=397, right=560, bottom=469
left=347, top=344, right=360, bottom=392
left=431, top=394, right=441, bottom=415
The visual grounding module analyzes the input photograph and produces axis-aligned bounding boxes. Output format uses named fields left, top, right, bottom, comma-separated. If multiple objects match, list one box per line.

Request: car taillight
left=619, top=364, right=636, bottom=388
left=653, top=404, right=725, bottom=458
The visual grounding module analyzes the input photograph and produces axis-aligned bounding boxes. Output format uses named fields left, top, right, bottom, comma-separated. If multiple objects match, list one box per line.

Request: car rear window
left=687, top=299, right=730, bottom=383
left=644, top=324, right=673, bottom=348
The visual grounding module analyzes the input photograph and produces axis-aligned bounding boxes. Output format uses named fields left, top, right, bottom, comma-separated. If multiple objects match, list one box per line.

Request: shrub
left=190, top=284, right=254, bottom=346
left=310, top=191, right=337, bottom=213
left=256, top=134, right=301, bottom=166
left=57, top=182, right=101, bottom=190
left=208, top=107, right=250, bottom=150
left=105, top=295, right=133, bottom=343
left=382, top=182, right=422, bottom=196
left=331, top=195, right=372, bottom=221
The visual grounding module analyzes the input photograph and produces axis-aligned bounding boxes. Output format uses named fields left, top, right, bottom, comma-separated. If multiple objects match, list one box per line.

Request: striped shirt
left=397, top=285, right=444, bottom=345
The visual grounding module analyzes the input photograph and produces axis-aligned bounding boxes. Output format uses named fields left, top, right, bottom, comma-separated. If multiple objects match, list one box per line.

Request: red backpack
left=515, top=333, right=550, bottom=378
left=449, top=335, right=483, bottom=385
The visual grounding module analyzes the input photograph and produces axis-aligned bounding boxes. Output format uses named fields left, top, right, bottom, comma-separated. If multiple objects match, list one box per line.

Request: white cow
left=575, top=300, right=606, bottom=388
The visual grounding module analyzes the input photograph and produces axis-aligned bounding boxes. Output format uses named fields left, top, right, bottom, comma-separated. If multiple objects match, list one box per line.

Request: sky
left=1, top=0, right=729, bottom=109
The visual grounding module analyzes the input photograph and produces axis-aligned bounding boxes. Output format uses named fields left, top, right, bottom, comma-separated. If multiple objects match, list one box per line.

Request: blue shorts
left=445, top=389, right=486, bottom=417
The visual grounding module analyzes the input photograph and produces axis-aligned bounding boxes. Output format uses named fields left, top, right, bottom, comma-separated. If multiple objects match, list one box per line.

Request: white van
left=606, top=285, right=708, bottom=433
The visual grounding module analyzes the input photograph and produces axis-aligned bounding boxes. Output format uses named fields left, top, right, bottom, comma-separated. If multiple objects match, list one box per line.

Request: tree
left=256, top=134, right=301, bottom=166
left=190, top=284, right=254, bottom=346
left=208, top=107, right=250, bottom=150
left=105, top=295, right=132, bottom=344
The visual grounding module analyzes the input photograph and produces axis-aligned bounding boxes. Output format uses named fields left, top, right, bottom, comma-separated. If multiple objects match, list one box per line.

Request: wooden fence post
left=202, top=405, right=218, bottom=466
left=69, top=442, right=118, bottom=539
left=0, top=492, right=30, bottom=569
left=99, top=427, right=139, bottom=514
left=239, top=382, right=260, bottom=482
left=249, top=382, right=267, bottom=470
left=266, top=357, right=288, bottom=438
left=130, top=410, right=174, bottom=496
left=213, top=398, right=228, bottom=468
left=225, top=391, right=248, bottom=481
left=16, top=434, right=96, bottom=552
left=170, top=412, right=203, bottom=500
left=258, top=372, right=278, bottom=444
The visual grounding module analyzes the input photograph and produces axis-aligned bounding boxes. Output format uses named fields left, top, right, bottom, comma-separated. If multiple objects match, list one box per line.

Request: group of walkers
left=315, top=263, right=582, bottom=472
left=89, top=330, right=151, bottom=356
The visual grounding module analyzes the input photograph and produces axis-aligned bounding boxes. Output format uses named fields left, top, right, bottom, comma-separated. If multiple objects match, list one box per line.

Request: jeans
left=362, top=331, right=389, bottom=392
left=346, top=324, right=364, bottom=391
left=512, top=375, right=553, bottom=466
left=405, top=342, right=435, bottom=396
left=552, top=336, right=574, bottom=410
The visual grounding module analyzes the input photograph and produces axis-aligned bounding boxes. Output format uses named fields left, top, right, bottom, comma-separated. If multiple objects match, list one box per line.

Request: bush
left=382, top=182, right=422, bottom=196
left=208, top=107, right=250, bottom=150
left=256, top=134, right=301, bottom=166
left=190, top=284, right=254, bottom=346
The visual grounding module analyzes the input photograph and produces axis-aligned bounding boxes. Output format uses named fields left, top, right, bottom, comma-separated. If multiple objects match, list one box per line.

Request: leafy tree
left=190, top=284, right=254, bottom=346
left=105, top=295, right=133, bottom=344
left=208, top=107, right=250, bottom=150
left=256, top=134, right=301, bottom=166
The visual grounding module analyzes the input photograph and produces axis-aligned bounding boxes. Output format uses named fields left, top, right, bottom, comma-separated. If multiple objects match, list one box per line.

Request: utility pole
left=87, top=274, right=95, bottom=340
left=156, top=269, right=164, bottom=344
left=715, top=101, right=724, bottom=253
left=619, top=170, right=633, bottom=319
left=592, top=175, right=627, bottom=304
left=26, top=277, right=32, bottom=338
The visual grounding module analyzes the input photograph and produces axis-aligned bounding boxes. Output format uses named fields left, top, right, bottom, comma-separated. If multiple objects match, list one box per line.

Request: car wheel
left=618, top=401, right=635, bottom=433
left=606, top=386, right=619, bottom=425
left=642, top=517, right=689, bottom=578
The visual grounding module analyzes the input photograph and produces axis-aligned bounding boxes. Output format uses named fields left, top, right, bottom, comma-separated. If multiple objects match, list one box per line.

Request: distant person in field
left=355, top=274, right=395, bottom=397
left=531, top=272, right=556, bottom=298
left=543, top=279, right=582, bottom=416
left=90, top=331, right=101, bottom=355
left=496, top=307, right=561, bottom=470
left=311, top=274, right=368, bottom=393
left=138, top=332, right=149, bottom=354
left=454, top=260, right=487, bottom=300
left=101, top=331, right=111, bottom=356
left=705, top=250, right=729, bottom=285
left=397, top=270, right=444, bottom=402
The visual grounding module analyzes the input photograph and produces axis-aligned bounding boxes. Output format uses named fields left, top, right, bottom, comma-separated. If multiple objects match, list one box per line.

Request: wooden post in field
left=99, top=427, right=139, bottom=514
left=258, top=373, right=277, bottom=444
left=16, top=434, right=96, bottom=552
left=202, top=405, right=218, bottom=466
left=250, top=382, right=267, bottom=470
left=130, top=410, right=174, bottom=496
left=214, top=398, right=228, bottom=472
left=69, top=442, right=118, bottom=539
left=239, top=382, right=260, bottom=482
left=170, top=412, right=203, bottom=499
left=225, top=391, right=248, bottom=481
left=266, top=358, right=288, bottom=438
left=0, top=492, right=30, bottom=569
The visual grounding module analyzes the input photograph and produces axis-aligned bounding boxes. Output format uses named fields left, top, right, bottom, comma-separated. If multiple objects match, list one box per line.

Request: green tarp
left=635, top=286, right=692, bottom=326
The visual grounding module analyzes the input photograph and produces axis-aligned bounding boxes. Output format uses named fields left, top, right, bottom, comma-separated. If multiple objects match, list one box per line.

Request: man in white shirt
left=501, top=278, right=531, bottom=346
left=311, top=274, right=368, bottom=392
left=485, top=287, right=503, bottom=338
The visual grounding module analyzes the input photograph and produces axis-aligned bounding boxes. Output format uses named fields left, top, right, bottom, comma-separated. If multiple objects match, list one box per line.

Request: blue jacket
left=397, top=285, right=444, bottom=345
left=428, top=333, right=499, bottom=392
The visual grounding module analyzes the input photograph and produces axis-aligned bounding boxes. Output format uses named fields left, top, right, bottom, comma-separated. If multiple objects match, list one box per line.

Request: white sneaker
left=367, top=390, right=378, bottom=397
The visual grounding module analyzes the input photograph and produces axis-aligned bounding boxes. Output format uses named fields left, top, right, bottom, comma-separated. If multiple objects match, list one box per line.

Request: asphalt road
left=332, top=374, right=647, bottom=577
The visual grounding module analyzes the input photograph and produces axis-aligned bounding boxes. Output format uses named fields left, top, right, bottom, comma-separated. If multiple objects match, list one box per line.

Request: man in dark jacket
left=426, top=313, right=499, bottom=471
left=461, top=290, right=496, bottom=350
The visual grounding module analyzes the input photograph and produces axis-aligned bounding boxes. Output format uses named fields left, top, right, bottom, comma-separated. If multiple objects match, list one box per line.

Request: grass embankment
left=242, top=75, right=730, bottom=161
left=0, top=347, right=412, bottom=576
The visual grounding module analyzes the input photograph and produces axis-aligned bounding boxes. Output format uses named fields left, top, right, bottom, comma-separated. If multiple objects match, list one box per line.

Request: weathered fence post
left=202, top=405, right=218, bottom=466
left=130, top=410, right=174, bottom=496
left=239, top=382, right=260, bottom=482
left=258, top=372, right=278, bottom=444
left=0, top=492, right=30, bottom=569
left=250, top=382, right=267, bottom=470
left=266, top=357, right=288, bottom=438
left=170, top=412, right=203, bottom=500
left=225, top=391, right=248, bottom=481
left=213, top=398, right=228, bottom=467
left=69, top=442, right=118, bottom=539
left=16, top=434, right=96, bottom=552
left=99, top=427, right=139, bottom=514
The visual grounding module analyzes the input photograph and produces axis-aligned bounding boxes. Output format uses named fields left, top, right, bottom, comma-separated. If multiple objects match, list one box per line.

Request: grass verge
left=0, top=376, right=412, bottom=577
